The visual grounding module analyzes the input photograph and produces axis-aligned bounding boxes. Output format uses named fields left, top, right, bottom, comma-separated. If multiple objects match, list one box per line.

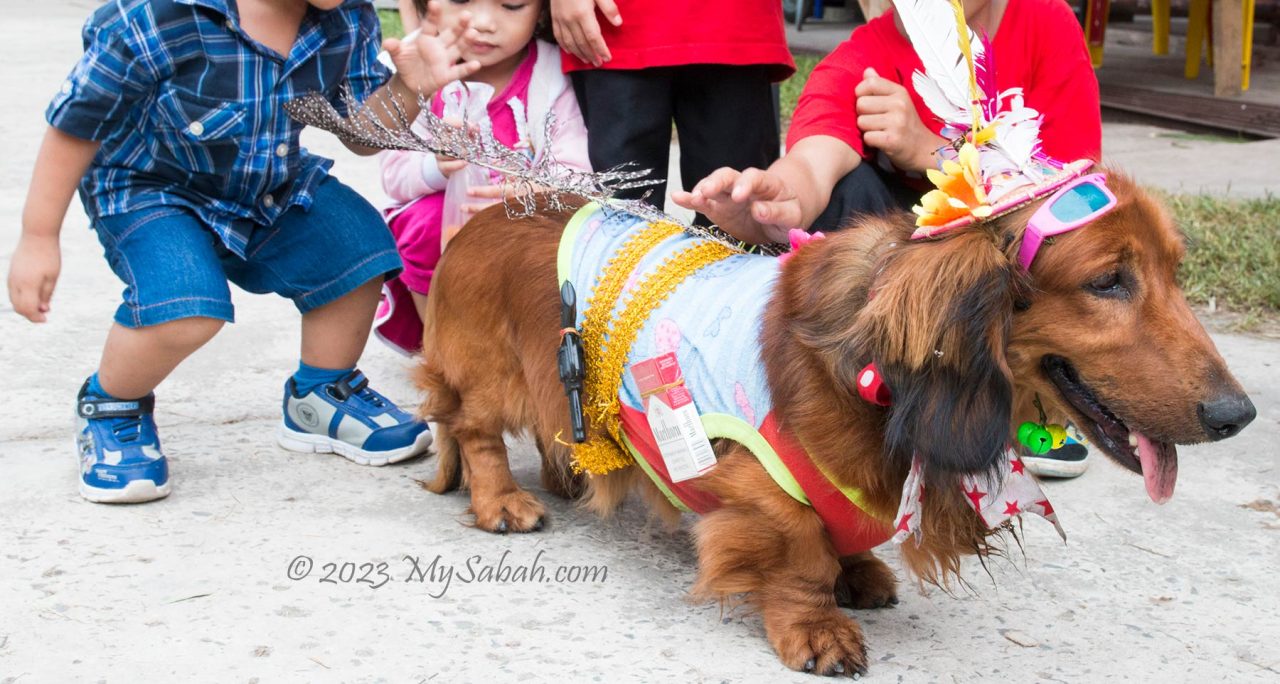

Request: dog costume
left=559, top=203, right=894, bottom=555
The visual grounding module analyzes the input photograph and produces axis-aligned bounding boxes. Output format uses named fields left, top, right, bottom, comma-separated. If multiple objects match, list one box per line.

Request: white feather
left=913, top=72, right=967, bottom=126
left=989, top=93, right=1043, bottom=171
left=893, top=0, right=985, bottom=127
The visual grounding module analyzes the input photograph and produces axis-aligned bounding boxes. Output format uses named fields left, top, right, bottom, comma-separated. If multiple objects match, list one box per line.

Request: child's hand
left=461, top=183, right=514, bottom=215
left=7, top=233, right=61, bottom=323
left=855, top=68, right=946, bottom=173
left=435, top=118, right=475, bottom=177
left=551, top=0, right=623, bottom=67
left=673, top=168, right=800, bottom=246
left=437, top=155, right=467, bottom=178
left=384, top=1, right=482, bottom=95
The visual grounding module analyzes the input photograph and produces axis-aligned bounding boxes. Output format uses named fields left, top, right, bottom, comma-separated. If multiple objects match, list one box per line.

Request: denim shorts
left=92, top=176, right=403, bottom=328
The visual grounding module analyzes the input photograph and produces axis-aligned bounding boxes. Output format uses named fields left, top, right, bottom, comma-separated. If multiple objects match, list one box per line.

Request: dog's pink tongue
left=1135, top=431, right=1177, bottom=504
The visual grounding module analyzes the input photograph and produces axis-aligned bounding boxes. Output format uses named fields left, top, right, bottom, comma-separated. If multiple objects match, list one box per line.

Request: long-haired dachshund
left=413, top=171, right=1255, bottom=675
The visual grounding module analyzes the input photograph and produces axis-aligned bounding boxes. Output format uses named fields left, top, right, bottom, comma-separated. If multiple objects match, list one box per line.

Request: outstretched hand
left=672, top=168, right=802, bottom=245
left=384, top=1, right=482, bottom=96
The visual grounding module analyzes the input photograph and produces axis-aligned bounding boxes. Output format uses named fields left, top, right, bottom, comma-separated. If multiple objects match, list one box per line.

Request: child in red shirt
left=550, top=0, right=794, bottom=225
left=676, top=0, right=1101, bottom=243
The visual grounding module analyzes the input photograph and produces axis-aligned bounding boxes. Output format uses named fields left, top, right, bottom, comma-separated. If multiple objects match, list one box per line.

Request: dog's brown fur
left=415, top=172, right=1251, bottom=675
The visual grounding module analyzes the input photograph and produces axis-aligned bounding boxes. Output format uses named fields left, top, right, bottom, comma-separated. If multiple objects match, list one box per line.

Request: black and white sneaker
left=1023, top=427, right=1090, bottom=478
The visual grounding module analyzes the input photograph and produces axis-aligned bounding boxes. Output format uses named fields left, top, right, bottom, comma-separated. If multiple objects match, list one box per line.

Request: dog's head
left=848, top=169, right=1255, bottom=502
left=1004, top=172, right=1255, bottom=501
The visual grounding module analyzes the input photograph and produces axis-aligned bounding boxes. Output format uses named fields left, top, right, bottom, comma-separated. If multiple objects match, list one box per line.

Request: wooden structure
left=1086, top=0, right=1256, bottom=96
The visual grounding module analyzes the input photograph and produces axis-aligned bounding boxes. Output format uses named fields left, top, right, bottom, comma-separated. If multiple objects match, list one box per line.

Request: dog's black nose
left=1197, top=394, right=1256, bottom=440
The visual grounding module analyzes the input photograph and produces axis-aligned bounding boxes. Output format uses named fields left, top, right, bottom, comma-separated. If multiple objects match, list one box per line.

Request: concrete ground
left=1, top=2, right=1277, bottom=681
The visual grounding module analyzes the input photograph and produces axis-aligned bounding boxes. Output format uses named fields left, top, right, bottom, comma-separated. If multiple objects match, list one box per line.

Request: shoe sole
left=80, top=478, right=171, bottom=504
left=276, top=424, right=432, bottom=466
left=1022, top=455, right=1090, bottom=479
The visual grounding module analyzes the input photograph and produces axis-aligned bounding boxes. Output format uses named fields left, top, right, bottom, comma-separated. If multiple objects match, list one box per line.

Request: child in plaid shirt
left=7, top=0, right=478, bottom=503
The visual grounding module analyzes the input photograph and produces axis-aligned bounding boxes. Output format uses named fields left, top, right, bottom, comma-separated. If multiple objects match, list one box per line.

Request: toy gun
left=557, top=281, right=587, bottom=442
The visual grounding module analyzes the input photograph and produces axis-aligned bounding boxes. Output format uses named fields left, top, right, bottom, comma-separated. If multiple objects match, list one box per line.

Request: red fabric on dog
left=619, top=404, right=893, bottom=555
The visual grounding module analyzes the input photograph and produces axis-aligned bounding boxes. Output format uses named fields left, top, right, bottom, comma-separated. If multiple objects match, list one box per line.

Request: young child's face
left=437, top=0, right=541, bottom=71
left=306, top=0, right=348, bottom=10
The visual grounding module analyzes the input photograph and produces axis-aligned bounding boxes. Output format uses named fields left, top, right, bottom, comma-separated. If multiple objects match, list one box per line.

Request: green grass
left=1166, top=193, right=1280, bottom=315
left=378, top=8, right=405, bottom=40
left=780, top=52, right=823, bottom=127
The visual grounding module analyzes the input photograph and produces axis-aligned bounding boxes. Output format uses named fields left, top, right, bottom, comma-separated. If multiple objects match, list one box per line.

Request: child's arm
left=8, top=127, right=101, bottom=322
left=379, top=125, right=465, bottom=204
left=673, top=136, right=861, bottom=245
left=342, top=4, right=481, bottom=156
left=544, top=85, right=592, bottom=172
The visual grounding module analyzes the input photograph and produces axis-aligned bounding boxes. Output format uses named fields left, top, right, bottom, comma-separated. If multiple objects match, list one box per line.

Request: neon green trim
left=557, top=202, right=600, bottom=286
left=828, top=469, right=875, bottom=513
left=702, top=413, right=880, bottom=520
left=699, top=413, right=809, bottom=505
left=621, top=432, right=692, bottom=513
left=619, top=413, right=880, bottom=520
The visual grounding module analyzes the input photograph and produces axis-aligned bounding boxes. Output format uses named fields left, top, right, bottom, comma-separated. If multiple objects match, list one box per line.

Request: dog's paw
left=835, top=553, right=899, bottom=610
left=470, top=489, right=547, bottom=534
left=770, top=609, right=869, bottom=677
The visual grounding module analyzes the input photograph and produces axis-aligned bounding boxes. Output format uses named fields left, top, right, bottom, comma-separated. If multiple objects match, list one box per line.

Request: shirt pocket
left=152, top=88, right=247, bottom=176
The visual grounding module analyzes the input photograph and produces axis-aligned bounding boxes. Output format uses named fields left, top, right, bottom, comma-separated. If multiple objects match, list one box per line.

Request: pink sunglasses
left=1017, top=173, right=1117, bottom=271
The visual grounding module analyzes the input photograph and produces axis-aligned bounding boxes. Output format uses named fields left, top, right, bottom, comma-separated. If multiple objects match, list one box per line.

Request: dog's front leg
left=834, top=552, right=899, bottom=610
left=692, top=455, right=870, bottom=676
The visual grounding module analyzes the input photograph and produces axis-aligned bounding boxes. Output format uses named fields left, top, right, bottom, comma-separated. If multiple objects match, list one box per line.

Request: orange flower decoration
left=913, top=143, right=993, bottom=228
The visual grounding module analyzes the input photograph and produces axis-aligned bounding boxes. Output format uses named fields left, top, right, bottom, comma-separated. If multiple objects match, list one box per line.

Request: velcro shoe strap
left=330, top=370, right=369, bottom=401
left=78, top=394, right=155, bottom=419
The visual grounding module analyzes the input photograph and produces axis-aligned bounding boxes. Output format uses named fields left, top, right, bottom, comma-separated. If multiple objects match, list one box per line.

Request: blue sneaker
left=277, top=369, right=432, bottom=466
left=75, top=380, right=171, bottom=503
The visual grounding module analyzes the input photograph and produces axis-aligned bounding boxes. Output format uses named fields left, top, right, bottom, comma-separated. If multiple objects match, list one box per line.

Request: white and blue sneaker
left=75, top=380, right=171, bottom=503
left=277, top=369, right=432, bottom=466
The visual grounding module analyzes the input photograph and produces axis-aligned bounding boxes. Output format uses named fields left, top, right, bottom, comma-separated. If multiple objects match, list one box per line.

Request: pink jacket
left=379, top=40, right=592, bottom=211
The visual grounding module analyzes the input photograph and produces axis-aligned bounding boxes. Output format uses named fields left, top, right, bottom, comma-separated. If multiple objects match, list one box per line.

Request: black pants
left=571, top=65, right=780, bottom=226
left=809, top=162, right=920, bottom=232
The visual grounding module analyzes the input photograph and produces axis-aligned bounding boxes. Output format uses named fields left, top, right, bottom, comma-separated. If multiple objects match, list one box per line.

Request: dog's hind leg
left=834, top=552, right=899, bottom=609
left=455, top=421, right=547, bottom=533
left=424, top=423, right=464, bottom=494
left=415, top=361, right=466, bottom=494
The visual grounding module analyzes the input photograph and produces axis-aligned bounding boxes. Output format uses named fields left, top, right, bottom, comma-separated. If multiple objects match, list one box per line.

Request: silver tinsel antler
left=284, top=87, right=781, bottom=255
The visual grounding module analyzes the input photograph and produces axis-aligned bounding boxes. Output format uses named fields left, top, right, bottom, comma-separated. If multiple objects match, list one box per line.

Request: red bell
left=856, top=363, right=892, bottom=406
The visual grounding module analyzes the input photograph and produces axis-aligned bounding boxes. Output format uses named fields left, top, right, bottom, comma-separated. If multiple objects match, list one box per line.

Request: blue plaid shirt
left=46, top=0, right=389, bottom=256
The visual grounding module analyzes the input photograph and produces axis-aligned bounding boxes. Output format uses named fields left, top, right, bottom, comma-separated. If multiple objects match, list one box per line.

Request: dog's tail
left=414, top=362, right=464, bottom=494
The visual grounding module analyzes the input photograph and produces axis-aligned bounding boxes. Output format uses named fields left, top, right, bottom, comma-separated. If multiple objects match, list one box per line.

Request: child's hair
left=410, top=0, right=556, bottom=45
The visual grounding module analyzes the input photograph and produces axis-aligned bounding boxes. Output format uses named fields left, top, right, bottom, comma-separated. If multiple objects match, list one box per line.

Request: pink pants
left=373, top=195, right=444, bottom=355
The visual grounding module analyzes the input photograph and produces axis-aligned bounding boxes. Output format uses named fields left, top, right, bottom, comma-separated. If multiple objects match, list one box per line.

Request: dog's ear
left=853, top=230, right=1022, bottom=476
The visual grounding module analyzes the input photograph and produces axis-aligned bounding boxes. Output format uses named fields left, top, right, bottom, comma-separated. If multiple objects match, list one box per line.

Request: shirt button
left=225, top=19, right=235, bottom=31
left=187, top=121, right=205, bottom=136
left=263, top=194, right=275, bottom=209
left=275, top=143, right=289, bottom=158
left=61, top=80, right=73, bottom=94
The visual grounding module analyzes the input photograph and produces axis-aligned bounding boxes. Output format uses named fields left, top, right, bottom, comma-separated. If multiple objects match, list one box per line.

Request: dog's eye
left=1086, top=271, right=1129, bottom=298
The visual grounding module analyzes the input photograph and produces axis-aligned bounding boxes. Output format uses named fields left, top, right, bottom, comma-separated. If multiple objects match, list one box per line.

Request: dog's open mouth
left=1042, top=355, right=1178, bottom=504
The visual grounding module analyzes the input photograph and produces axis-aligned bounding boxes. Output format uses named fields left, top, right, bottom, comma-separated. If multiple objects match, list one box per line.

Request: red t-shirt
left=787, top=0, right=1101, bottom=167
left=560, top=0, right=795, bottom=80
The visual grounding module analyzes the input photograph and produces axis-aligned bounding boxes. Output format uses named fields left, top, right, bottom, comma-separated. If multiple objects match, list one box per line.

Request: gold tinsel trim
left=572, top=225, right=735, bottom=475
